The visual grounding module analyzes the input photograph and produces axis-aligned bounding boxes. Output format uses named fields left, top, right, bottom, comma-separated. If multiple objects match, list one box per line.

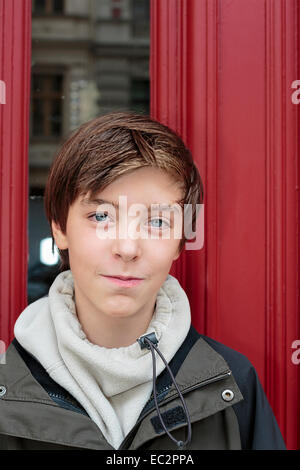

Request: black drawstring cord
left=137, top=333, right=192, bottom=450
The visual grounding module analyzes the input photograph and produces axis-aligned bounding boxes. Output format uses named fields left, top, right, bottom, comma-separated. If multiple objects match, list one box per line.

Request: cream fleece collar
left=14, top=270, right=191, bottom=449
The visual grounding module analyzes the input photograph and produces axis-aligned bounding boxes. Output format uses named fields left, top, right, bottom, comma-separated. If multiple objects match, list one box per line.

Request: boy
left=0, top=112, right=285, bottom=450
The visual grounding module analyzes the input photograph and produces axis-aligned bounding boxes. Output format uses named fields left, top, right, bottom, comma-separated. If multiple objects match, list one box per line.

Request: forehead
left=78, top=167, right=184, bottom=209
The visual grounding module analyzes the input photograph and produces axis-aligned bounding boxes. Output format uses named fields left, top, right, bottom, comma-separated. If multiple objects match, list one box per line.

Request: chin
left=102, top=297, right=135, bottom=314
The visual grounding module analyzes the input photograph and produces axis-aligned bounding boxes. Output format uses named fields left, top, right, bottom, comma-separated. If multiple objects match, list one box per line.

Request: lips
left=101, top=275, right=144, bottom=288
left=104, top=275, right=143, bottom=280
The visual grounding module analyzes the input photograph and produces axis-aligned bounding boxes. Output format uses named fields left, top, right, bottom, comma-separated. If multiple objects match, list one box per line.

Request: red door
left=0, top=1, right=31, bottom=352
left=151, top=0, right=300, bottom=450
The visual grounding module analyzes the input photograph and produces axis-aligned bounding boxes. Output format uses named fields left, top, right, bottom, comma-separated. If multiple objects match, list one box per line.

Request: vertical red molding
left=0, top=1, right=32, bottom=346
left=150, top=0, right=300, bottom=449
left=203, top=0, right=219, bottom=341
left=150, top=0, right=207, bottom=335
left=264, top=0, right=300, bottom=449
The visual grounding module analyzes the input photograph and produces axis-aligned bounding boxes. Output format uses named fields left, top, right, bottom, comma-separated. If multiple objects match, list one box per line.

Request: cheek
left=149, top=240, right=179, bottom=265
left=67, top=224, right=103, bottom=260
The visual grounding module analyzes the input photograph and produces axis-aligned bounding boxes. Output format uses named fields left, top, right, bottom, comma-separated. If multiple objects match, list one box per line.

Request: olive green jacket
left=0, top=326, right=286, bottom=450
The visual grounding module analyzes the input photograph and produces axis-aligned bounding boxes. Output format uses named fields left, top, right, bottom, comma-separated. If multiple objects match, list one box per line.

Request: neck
left=74, top=288, right=157, bottom=349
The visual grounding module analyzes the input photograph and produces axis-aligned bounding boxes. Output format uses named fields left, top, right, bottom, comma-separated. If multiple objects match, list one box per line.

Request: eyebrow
left=80, top=197, right=182, bottom=211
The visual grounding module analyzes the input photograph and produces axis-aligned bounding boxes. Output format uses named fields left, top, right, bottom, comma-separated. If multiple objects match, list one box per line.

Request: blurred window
left=132, top=0, right=149, bottom=37
left=111, top=0, right=122, bottom=19
left=33, top=0, right=64, bottom=14
left=112, top=7, right=122, bottom=19
left=130, top=78, right=150, bottom=114
left=31, top=73, right=64, bottom=138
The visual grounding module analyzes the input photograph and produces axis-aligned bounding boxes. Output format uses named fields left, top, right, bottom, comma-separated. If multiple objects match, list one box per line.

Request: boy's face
left=52, top=167, right=184, bottom=320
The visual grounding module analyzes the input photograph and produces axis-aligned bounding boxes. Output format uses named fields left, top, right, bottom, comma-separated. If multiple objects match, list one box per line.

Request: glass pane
left=131, top=79, right=149, bottom=100
left=51, top=99, right=62, bottom=135
left=132, top=0, right=150, bottom=37
left=33, top=75, right=45, bottom=93
left=29, top=0, right=150, bottom=299
left=51, top=74, right=63, bottom=92
left=53, top=0, right=64, bottom=13
left=112, top=7, right=122, bottom=19
left=130, top=78, right=150, bottom=113
left=132, top=0, right=149, bottom=19
left=34, top=0, right=46, bottom=14
left=28, top=192, right=60, bottom=304
left=32, top=99, right=44, bottom=135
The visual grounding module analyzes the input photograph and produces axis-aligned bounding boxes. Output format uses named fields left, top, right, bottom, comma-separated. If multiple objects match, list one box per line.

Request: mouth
left=101, top=275, right=144, bottom=288
left=105, top=275, right=144, bottom=280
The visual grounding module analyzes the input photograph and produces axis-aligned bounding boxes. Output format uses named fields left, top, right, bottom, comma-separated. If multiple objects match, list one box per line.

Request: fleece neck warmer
left=14, top=270, right=191, bottom=449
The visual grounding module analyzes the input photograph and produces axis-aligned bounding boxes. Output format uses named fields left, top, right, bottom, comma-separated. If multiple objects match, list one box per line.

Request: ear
left=51, top=220, right=68, bottom=250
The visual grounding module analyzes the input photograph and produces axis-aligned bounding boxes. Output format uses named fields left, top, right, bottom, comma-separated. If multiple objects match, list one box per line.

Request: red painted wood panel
left=151, top=0, right=300, bottom=449
left=216, top=0, right=266, bottom=392
left=0, top=1, right=31, bottom=347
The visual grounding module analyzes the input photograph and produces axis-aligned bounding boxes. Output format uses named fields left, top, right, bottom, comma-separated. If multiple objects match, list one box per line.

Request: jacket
left=0, top=324, right=286, bottom=450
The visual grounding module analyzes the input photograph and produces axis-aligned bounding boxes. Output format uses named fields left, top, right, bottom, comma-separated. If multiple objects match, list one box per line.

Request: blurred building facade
left=30, top=0, right=150, bottom=190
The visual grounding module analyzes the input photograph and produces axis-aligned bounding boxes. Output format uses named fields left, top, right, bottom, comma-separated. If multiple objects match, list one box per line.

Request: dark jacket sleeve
left=231, top=363, right=286, bottom=449
left=201, top=335, right=286, bottom=450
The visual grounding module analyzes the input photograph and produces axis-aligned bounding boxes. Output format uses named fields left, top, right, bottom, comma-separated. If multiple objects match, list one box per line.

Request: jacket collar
left=0, top=326, right=243, bottom=450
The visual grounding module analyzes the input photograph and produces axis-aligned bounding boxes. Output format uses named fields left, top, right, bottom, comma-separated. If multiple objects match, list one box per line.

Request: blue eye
left=89, top=212, right=109, bottom=223
left=149, top=218, right=169, bottom=228
left=88, top=213, right=170, bottom=229
left=96, top=213, right=107, bottom=222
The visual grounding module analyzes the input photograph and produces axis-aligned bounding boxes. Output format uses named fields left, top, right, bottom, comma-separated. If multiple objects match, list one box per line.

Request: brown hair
left=44, top=111, right=204, bottom=272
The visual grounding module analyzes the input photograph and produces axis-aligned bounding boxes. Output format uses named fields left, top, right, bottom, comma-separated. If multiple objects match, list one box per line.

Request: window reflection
left=32, top=73, right=64, bottom=137
left=28, top=0, right=150, bottom=302
left=33, top=0, right=64, bottom=15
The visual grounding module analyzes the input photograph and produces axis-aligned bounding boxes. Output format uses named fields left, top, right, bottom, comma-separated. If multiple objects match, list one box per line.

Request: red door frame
left=0, top=1, right=31, bottom=349
left=151, top=0, right=300, bottom=450
left=0, top=0, right=299, bottom=450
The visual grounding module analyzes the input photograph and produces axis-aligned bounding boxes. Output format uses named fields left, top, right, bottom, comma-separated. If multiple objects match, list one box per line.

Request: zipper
left=48, top=392, right=88, bottom=416
left=118, top=369, right=232, bottom=450
left=142, top=384, right=173, bottom=412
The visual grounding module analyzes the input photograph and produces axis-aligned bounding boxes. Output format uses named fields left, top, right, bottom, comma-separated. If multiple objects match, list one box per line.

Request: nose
left=111, top=218, right=143, bottom=261
left=111, top=237, right=142, bottom=261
